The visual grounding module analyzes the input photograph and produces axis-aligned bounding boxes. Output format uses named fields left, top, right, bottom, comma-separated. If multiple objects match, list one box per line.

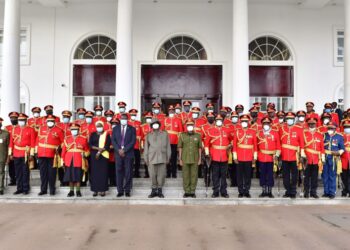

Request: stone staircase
left=1, top=169, right=350, bottom=205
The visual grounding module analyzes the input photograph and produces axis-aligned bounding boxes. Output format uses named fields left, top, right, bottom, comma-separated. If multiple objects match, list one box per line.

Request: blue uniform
left=323, top=133, right=344, bottom=196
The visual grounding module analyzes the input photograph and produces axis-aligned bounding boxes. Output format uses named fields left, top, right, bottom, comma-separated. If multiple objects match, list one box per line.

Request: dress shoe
left=23, top=191, right=29, bottom=195
left=342, top=193, right=347, bottom=197
left=183, top=193, right=190, bottom=198
left=67, top=191, right=74, bottom=197
left=125, top=193, right=131, bottom=197
left=259, top=192, right=266, bottom=198
left=283, top=194, right=290, bottom=198
left=238, top=194, right=244, bottom=198
left=117, top=193, right=124, bottom=197
left=304, top=194, right=309, bottom=199
left=13, top=190, right=23, bottom=195
left=329, top=195, right=335, bottom=199
left=158, top=188, right=164, bottom=198
left=9, top=182, right=16, bottom=186
left=221, top=193, right=229, bottom=198
left=0, top=190, right=4, bottom=195
left=76, top=191, right=82, bottom=197
left=93, top=192, right=98, bottom=197
left=322, top=194, right=329, bottom=198
left=212, top=193, right=219, bottom=198
left=50, top=192, right=55, bottom=196
left=268, top=193, right=274, bottom=198
left=38, top=191, right=47, bottom=196
left=148, top=189, right=158, bottom=198
left=100, top=192, right=106, bottom=197
left=245, top=193, right=251, bottom=198
left=290, top=194, right=296, bottom=199
left=191, top=194, right=196, bottom=198
left=311, top=194, right=319, bottom=199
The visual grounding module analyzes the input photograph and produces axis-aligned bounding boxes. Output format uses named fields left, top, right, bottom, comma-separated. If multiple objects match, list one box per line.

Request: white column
left=1, top=0, right=21, bottom=120
left=232, top=0, right=250, bottom=109
left=344, top=0, right=350, bottom=108
left=116, top=0, right=133, bottom=108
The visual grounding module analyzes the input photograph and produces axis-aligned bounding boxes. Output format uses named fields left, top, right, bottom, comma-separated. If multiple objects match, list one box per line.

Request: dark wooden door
left=141, top=65, right=222, bottom=113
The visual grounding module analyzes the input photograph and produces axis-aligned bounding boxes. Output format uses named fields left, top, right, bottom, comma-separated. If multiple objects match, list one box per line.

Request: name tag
left=0, top=139, right=3, bottom=144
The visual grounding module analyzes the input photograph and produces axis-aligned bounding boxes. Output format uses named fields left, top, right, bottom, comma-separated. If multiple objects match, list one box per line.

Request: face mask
left=325, top=109, right=331, bottom=113
left=146, top=118, right=152, bottom=124
left=323, top=119, right=330, bottom=125
left=46, top=110, right=53, bottom=116
left=175, top=109, right=181, bottom=114
left=96, top=111, right=102, bottom=116
left=86, top=117, right=92, bottom=124
left=96, top=127, right=104, bottom=133
left=184, top=106, right=190, bottom=113
left=192, top=113, right=199, bottom=119
left=130, top=115, right=136, bottom=121
left=63, top=117, right=70, bottom=124
left=309, top=127, right=316, bottom=132
left=232, top=117, right=239, bottom=124
left=263, top=125, right=270, bottom=131
left=241, top=122, right=248, bottom=128
left=169, top=113, right=174, bottom=118
left=33, top=112, right=40, bottom=118
left=237, top=111, right=243, bottom=116
left=207, top=118, right=215, bottom=124
left=47, top=121, right=55, bottom=128
left=187, top=126, right=194, bottom=132
left=152, top=123, right=160, bottom=130
left=298, top=116, right=305, bottom=122
left=18, top=121, right=26, bottom=127
left=208, top=109, right=214, bottom=113
left=279, top=118, right=284, bottom=124
left=287, top=119, right=294, bottom=126
left=119, top=108, right=125, bottom=113
left=345, top=128, right=350, bottom=134
left=216, top=120, right=223, bottom=127
left=153, top=109, right=160, bottom=114
left=78, top=114, right=85, bottom=120
left=71, top=130, right=78, bottom=136
left=106, top=116, right=112, bottom=122
left=328, top=130, right=334, bottom=135
left=11, top=119, right=18, bottom=126
left=120, top=119, right=128, bottom=126
left=251, top=113, right=258, bottom=118
left=220, top=112, right=227, bottom=118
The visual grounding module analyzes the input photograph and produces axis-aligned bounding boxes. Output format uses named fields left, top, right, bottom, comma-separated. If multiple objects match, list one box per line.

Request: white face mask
left=309, top=127, right=316, bottom=132
left=153, top=109, right=160, bottom=114
left=33, top=112, right=40, bottom=118
left=47, top=121, right=55, bottom=128
left=19, top=121, right=26, bottom=127
left=152, top=123, right=160, bottom=130
left=175, top=109, right=181, bottom=114
left=287, top=119, right=294, bottom=126
left=216, top=120, right=223, bottom=127
left=71, top=130, right=78, bottom=136
left=323, top=119, right=330, bottom=125
left=96, top=127, right=104, bottom=133
left=192, top=113, right=199, bottom=119
left=231, top=117, right=239, bottom=124
left=208, top=109, right=214, bottom=113
left=96, top=111, right=102, bottom=116
left=78, top=114, right=85, bottom=120
left=279, top=118, right=284, bottom=124
left=328, top=130, right=334, bottom=135
left=169, top=113, right=174, bottom=118
left=146, top=118, right=152, bottom=124
left=298, top=116, right=305, bottom=122
left=106, top=116, right=112, bottom=122
left=63, top=117, right=70, bottom=124
left=120, top=119, right=128, bottom=126
left=241, top=122, right=248, bottom=128
left=263, top=125, right=270, bottom=131
left=86, top=117, right=92, bottom=124
left=187, top=126, right=194, bottom=132
left=119, top=108, right=126, bottom=113
left=345, top=128, right=350, bottom=134
left=130, top=115, right=137, bottom=121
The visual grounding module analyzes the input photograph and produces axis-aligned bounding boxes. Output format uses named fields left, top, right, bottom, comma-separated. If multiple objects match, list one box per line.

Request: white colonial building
left=0, top=0, right=349, bottom=121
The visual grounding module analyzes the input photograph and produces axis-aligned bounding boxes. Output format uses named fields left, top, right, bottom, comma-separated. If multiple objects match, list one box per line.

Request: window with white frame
left=334, top=28, right=344, bottom=66
left=0, top=26, right=31, bottom=65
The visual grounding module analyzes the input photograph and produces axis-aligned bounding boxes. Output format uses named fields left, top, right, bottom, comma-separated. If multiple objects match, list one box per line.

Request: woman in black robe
left=89, top=121, right=111, bottom=197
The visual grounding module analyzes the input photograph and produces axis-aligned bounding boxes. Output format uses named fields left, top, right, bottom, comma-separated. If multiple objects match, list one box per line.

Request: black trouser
left=237, top=161, right=252, bottom=195
left=203, top=164, right=211, bottom=186
left=255, top=161, right=260, bottom=178
left=58, top=167, right=66, bottom=186
left=38, top=157, right=57, bottom=194
left=81, top=156, right=90, bottom=186
left=8, top=160, right=16, bottom=184
left=116, top=156, right=134, bottom=194
left=304, top=164, right=319, bottom=196
left=167, top=144, right=178, bottom=178
left=228, top=163, right=237, bottom=187
left=14, top=157, right=30, bottom=192
left=282, top=161, right=298, bottom=196
left=109, top=161, right=116, bottom=186
left=134, top=149, right=141, bottom=177
left=211, top=161, right=228, bottom=195
left=341, top=169, right=350, bottom=195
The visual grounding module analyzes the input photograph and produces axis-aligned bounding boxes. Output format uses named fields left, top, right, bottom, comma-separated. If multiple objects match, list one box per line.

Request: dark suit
left=112, top=124, right=136, bottom=194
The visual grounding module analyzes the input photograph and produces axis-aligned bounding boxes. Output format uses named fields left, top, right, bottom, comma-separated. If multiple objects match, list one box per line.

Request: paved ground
left=0, top=204, right=349, bottom=250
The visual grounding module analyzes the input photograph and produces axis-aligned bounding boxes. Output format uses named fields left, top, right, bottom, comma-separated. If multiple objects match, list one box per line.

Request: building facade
left=0, top=0, right=347, bottom=121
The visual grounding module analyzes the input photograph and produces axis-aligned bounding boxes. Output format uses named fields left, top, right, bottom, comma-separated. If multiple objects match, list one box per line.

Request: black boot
left=259, top=186, right=266, bottom=198
left=148, top=189, right=158, bottom=198
left=267, top=187, right=274, bottom=198
left=158, top=188, right=164, bottom=198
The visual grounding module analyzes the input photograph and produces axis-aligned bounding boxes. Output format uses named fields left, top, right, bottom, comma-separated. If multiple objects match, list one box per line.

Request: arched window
left=74, top=35, right=116, bottom=60
left=157, top=35, right=207, bottom=60
left=249, top=36, right=292, bottom=61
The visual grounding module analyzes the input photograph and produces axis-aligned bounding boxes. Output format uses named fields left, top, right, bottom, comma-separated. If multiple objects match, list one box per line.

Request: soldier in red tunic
left=233, top=115, right=257, bottom=198
left=27, top=107, right=42, bottom=134
left=9, top=113, right=36, bottom=195
left=253, top=102, right=265, bottom=123
left=128, top=109, right=142, bottom=178
left=179, top=100, right=193, bottom=124
left=61, top=123, right=90, bottom=197
left=306, top=102, right=321, bottom=127
left=303, top=117, right=325, bottom=199
left=41, top=105, right=60, bottom=124
left=115, top=101, right=128, bottom=120
left=75, top=108, right=87, bottom=126
left=235, top=104, right=244, bottom=117
left=93, top=104, right=107, bottom=124
left=35, top=115, right=64, bottom=196
left=80, top=111, right=96, bottom=139
left=5, top=112, right=19, bottom=186
left=295, top=110, right=308, bottom=130
left=152, top=102, right=166, bottom=128
left=324, top=102, right=339, bottom=127
left=174, top=103, right=182, bottom=118
left=317, top=113, right=332, bottom=135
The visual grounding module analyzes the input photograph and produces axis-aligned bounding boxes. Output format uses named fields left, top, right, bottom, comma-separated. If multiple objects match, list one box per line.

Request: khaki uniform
left=178, top=132, right=202, bottom=194
left=0, top=130, right=10, bottom=191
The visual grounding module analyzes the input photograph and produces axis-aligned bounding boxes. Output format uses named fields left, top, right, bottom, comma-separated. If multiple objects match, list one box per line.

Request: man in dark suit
left=112, top=113, right=136, bottom=197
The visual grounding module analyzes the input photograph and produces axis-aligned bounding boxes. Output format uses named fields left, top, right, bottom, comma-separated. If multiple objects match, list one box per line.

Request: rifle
left=299, top=158, right=306, bottom=198
left=204, top=155, right=211, bottom=198
left=277, top=159, right=282, bottom=197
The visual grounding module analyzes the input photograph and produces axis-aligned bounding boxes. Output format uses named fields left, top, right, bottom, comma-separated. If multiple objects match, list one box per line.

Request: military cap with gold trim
left=152, top=102, right=161, bottom=108
left=231, top=111, right=239, bottom=117
left=306, top=117, right=317, bottom=124
left=285, top=112, right=296, bottom=119
left=8, top=112, right=19, bottom=118
left=76, top=108, right=86, bottom=114
left=240, top=114, right=251, bottom=122
left=296, top=110, right=306, bottom=116
left=70, top=123, right=80, bottom=130
left=31, top=107, right=41, bottom=113
left=62, top=110, right=72, bottom=117
left=191, top=107, right=201, bottom=113
left=306, top=102, right=315, bottom=107
left=46, top=115, right=57, bottom=122
left=185, top=119, right=195, bottom=126
left=261, top=117, right=272, bottom=124
left=44, top=105, right=53, bottom=111
left=104, top=109, right=115, bottom=116
left=183, top=100, right=192, bottom=106
left=117, top=101, right=127, bottom=108
left=327, top=122, right=337, bottom=129
left=94, top=105, right=103, bottom=111
left=206, top=103, right=214, bottom=109
left=343, top=120, right=350, bottom=127
left=18, top=113, right=29, bottom=120
left=215, top=114, right=224, bottom=121
left=85, top=111, right=94, bottom=118
left=277, top=111, right=285, bottom=117
left=144, top=112, right=153, bottom=118
left=168, top=105, right=175, bottom=111
left=129, top=109, right=138, bottom=115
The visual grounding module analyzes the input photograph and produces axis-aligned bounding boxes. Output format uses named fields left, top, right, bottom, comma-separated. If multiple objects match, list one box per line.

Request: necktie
left=121, top=126, right=125, bottom=147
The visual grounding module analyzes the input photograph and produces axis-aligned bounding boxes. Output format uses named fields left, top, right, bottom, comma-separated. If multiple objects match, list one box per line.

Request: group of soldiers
left=0, top=100, right=349, bottom=199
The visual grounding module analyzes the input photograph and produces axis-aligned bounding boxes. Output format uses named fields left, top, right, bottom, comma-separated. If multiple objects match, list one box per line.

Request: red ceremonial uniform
left=164, top=116, right=183, bottom=144
left=61, top=135, right=89, bottom=168
left=233, top=127, right=257, bottom=162
left=27, top=117, right=42, bottom=133
left=201, top=123, right=215, bottom=142
left=303, top=130, right=325, bottom=165
left=80, top=123, right=96, bottom=138
left=331, top=112, right=340, bottom=127
left=140, top=123, right=152, bottom=149
left=57, top=122, right=72, bottom=137
left=153, top=113, right=166, bottom=128
left=204, top=126, right=232, bottom=162
left=295, top=121, right=308, bottom=130
left=35, top=125, right=64, bottom=158
left=9, top=126, right=36, bottom=157
left=128, top=120, right=142, bottom=149
left=306, top=112, right=321, bottom=127
left=179, top=112, right=192, bottom=124
left=92, top=116, right=107, bottom=124
left=256, top=129, right=281, bottom=162
left=279, top=124, right=305, bottom=161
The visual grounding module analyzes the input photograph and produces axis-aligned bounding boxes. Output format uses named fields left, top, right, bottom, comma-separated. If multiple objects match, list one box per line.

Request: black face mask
left=11, top=119, right=18, bottom=126
left=251, top=112, right=258, bottom=118
left=207, top=117, right=215, bottom=124
left=220, top=112, right=227, bottom=117
left=46, top=110, right=53, bottom=116
left=184, top=106, right=191, bottom=113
